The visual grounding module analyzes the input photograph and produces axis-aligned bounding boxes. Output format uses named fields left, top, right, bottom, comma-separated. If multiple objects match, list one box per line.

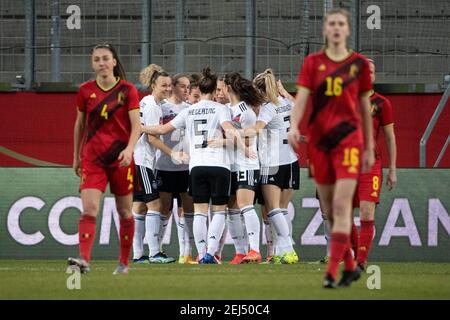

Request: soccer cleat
left=132, top=256, right=149, bottom=264
left=319, top=256, right=329, bottom=264
left=242, top=250, right=262, bottom=264
left=149, top=252, right=176, bottom=264
left=112, top=263, right=129, bottom=275
left=323, top=273, right=337, bottom=289
left=199, top=253, right=218, bottom=264
left=230, top=253, right=246, bottom=265
left=338, top=265, right=363, bottom=287
left=281, top=251, right=299, bottom=264
left=267, top=255, right=282, bottom=264
left=67, top=257, right=90, bottom=274
left=183, top=255, right=198, bottom=264
left=178, top=256, right=185, bottom=264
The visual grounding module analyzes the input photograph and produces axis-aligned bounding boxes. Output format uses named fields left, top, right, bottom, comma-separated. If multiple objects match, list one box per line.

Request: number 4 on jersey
left=101, top=104, right=108, bottom=120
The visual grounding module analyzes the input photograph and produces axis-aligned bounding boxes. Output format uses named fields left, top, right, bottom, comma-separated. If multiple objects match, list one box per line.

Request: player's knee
left=146, top=199, right=161, bottom=212
left=360, top=203, right=375, bottom=220
left=82, top=203, right=99, bottom=216
left=117, top=206, right=132, bottom=219
left=332, top=199, right=351, bottom=218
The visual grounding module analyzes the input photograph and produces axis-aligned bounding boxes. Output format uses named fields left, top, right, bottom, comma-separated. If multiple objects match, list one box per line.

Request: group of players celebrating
left=69, top=8, right=397, bottom=289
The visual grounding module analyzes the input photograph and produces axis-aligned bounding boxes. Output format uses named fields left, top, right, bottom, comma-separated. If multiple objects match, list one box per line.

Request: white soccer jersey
left=170, top=99, right=232, bottom=170
left=155, top=100, right=190, bottom=171
left=134, top=95, right=162, bottom=170
left=230, top=101, right=259, bottom=171
left=257, top=96, right=298, bottom=167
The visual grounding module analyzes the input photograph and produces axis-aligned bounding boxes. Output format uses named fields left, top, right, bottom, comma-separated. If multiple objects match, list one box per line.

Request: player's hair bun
left=199, top=67, right=217, bottom=94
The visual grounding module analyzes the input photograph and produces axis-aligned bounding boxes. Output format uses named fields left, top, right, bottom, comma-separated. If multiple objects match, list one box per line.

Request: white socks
left=281, top=208, right=293, bottom=245
left=241, top=205, right=260, bottom=253
left=177, top=216, right=185, bottom=257
left=193, top=213, right=208, bottom=260
left=183, top=213, right=194, bottom=257
left=263, top=220, right=274, bottom=257
left=132, top=212, right=146, bottom=259
left=268, top=208, right=293, bottom=255
left=227, top=208, right=248, bottom=255
left=158, top=214, right=171, bottom=251
left=216, top=222, right=228, bottom=258
left=146, top=211, right=161, bottom=257
left=207, top=211, right=226, bottom=256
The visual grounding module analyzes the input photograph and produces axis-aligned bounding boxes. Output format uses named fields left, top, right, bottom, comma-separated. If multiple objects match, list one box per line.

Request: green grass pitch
left=0, top=260, right=449, bottom=299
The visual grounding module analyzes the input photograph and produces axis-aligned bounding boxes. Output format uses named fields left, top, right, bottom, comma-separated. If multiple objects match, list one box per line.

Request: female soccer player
left=69, top=43, right=141, bottom=275
left=353, top=59, right=397, bottom=270
left=188, top=73, right=202, bottom=104
left=250, top=69, right=300, bottom=264
left=155, top=73, right=196, bottom=264
left=142, top=67, right=250, bottom=264
left=132, top=64, right=181, bottom=264
left=289, top=8, right=374, bottom=288
left=215, top=78, right=230, bottom=105
left=220, top=72, right=265, bottom=263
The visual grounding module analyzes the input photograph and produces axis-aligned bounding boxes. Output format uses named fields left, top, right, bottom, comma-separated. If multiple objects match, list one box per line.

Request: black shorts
left=169, top=193, right=182, bottom=211
left=254, top=184, right=265, bottom=205
left=260, top=161, right=300, bottom=190
left=190, top=166, right=231, bottom=205
left=155, top=170, right=189, bottom=193
left=133, top=165, right=159, bottom=203
left=230, top=169, right=260, bottom=195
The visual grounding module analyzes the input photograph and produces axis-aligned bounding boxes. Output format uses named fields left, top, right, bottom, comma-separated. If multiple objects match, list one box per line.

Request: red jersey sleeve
left=127, top=84, right=140, bottom=111
left=359, top=58, right=372, bottom=95
left=76, top=86, right=87, bottom=112
left=381, top=97, right=394, bottom=126
left=296, top=55, right=314, bottom=91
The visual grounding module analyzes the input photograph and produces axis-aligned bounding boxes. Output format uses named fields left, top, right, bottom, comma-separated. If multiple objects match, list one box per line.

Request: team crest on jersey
left=90, top=93, right=97, bottom=99
left=348, top=166, right=358, bottom=174
left=371, top=191, right=378, bottom=197
left=349, top=64, right=359, bottom=78
left=117, top=91, right=125, bottom=105
left=318, top=64, right=326, bottom=71
left=163, top=112, right=176, bottom=124
left=371, top=103, right=379, bottom=115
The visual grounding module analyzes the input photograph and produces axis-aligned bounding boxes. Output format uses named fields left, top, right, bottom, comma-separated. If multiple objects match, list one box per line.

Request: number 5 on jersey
left=194, top=119, right=208, bottom=148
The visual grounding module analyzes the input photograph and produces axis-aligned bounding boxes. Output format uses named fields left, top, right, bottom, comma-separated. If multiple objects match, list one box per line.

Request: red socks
left=343, top=245, right=356, bottom=272
left=119, top=216, right=135, bottom=266
left=351, top=222, right=359, bottom=259
left=79, top=214, right=97, bottom=262
left=326, top=232, right=350, bottom=280
left=357, top=220, right=375, bottom=267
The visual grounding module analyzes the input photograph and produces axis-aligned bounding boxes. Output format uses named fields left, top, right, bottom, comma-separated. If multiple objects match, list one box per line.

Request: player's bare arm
left=73, top=110, right=86, bottom=176
left=222, top=121, right=256, bottom=159
left=360, top=95, right=375, bottom=173
left=288, top=87, right=309, bottom=151
left=118, top=109, right=141, bottom=167
left=383, top=124, right=397, bottom=190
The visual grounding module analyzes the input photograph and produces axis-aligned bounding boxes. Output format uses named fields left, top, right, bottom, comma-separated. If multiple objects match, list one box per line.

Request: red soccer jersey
left=296, top=50, right=372, bottom=152
left=370, top=91, right=394, bottom=160
left=77, top=78, right=140, bottom=167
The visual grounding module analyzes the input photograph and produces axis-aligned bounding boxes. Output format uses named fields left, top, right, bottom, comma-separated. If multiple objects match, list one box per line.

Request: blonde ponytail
left=140, top=64, right=163, bottom=92
left=254, top=69, right=280, bottom=106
